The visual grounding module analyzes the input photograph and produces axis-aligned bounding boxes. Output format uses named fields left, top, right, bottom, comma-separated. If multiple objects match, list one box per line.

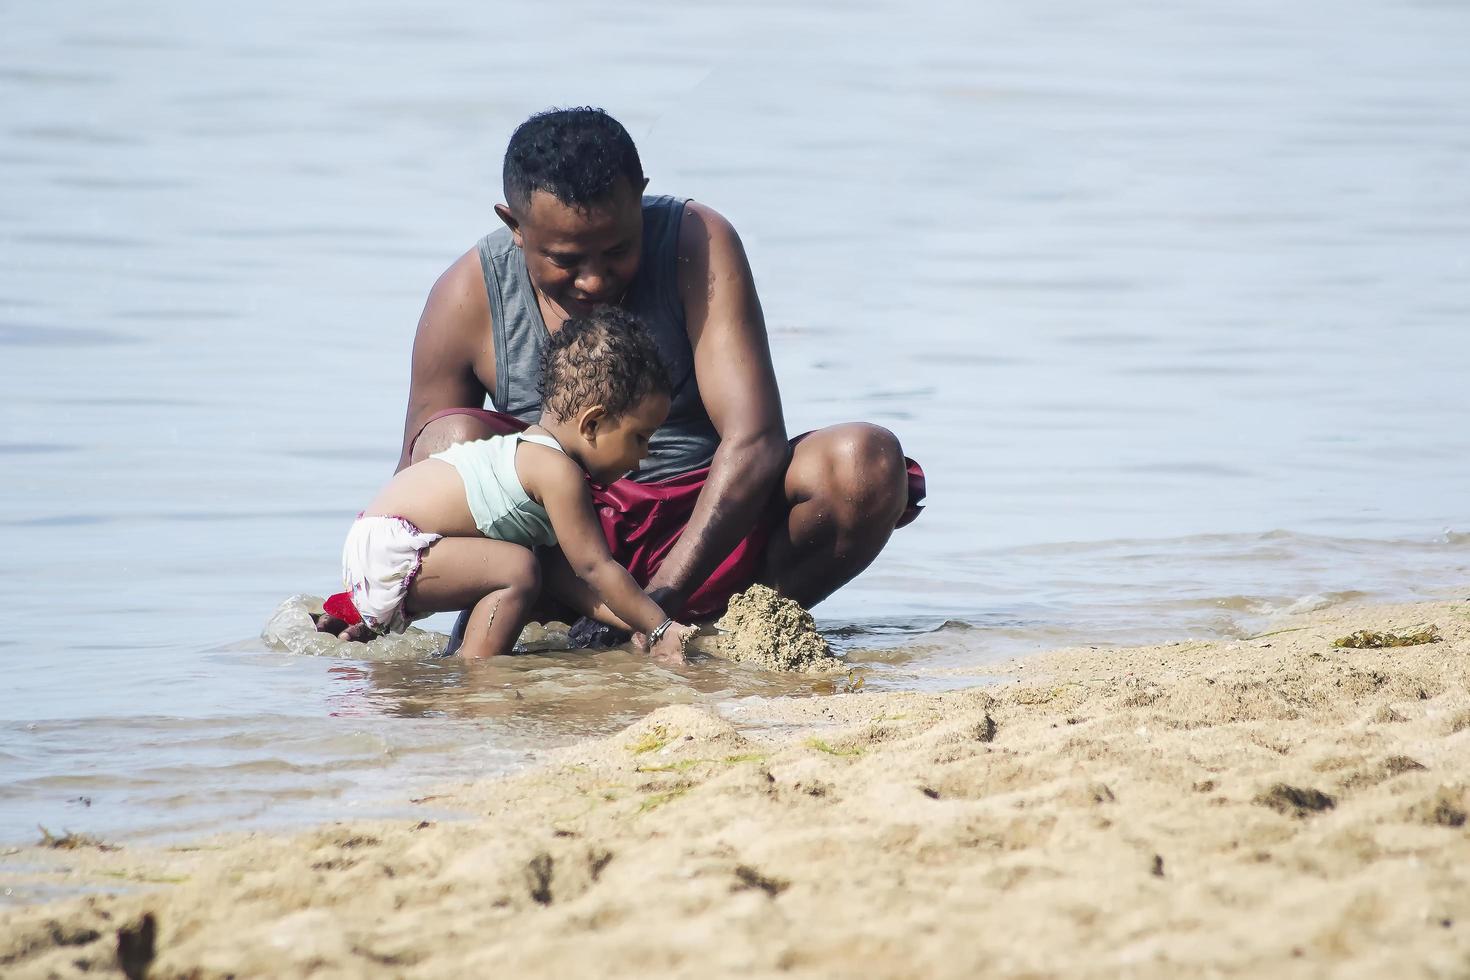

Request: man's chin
left=564, top=295, right=616, bottom=315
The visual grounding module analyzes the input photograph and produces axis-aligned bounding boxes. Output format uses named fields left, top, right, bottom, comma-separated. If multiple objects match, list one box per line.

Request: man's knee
left=411, top=415, right=495, bottom=464
left=807, top=423, right=908, bottom=527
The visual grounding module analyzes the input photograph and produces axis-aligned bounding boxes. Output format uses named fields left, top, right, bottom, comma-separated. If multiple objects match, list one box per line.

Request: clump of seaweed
left=1253, top=783, right=1336, bottom=817
left=627, top=724, right=671, bottom=755
left=733, top=864, right=789, bottom=897
left=805, top=737, right=863, bottom=758
left=38, top=826, right=119, bottom=851
left=1333, top=625, right=1441, bottom=649
left=637, top=787, right=690, bottom=813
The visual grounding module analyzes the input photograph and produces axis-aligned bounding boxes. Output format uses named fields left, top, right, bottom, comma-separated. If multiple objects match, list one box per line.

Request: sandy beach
left=4, top=594, right=1469, bottom=978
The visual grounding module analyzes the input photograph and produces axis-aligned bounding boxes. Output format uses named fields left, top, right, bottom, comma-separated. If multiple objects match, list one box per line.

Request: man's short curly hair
left=503, top=107, right=644, bottom=212
left=537, top=307, right=672, bottom=423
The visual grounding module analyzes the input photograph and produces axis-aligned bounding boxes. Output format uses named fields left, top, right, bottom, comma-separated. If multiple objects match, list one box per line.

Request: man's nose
left=576, top=265, right=611, bottom=297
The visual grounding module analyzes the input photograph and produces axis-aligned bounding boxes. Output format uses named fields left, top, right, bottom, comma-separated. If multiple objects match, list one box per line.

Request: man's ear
left=494, top=204, right=521, bottom=247
left=578, top=405, right=608, bottom=443
left=640, top=177, right=650, bottom=193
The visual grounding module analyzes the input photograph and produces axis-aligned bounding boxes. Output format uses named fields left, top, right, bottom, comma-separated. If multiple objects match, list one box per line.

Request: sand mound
left=710, top=585, right=843, bottom=673
left=11, top=596, right=1470, bottom=978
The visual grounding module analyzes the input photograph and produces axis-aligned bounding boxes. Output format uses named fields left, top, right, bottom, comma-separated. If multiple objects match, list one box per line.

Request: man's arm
left=394, top=248, right=494, bottom=473
left=646, top=202, right=789, bottom=611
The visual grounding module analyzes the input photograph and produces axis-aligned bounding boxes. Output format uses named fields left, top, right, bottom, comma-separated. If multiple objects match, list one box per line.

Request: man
left=319, top=107, right=923, bottom=646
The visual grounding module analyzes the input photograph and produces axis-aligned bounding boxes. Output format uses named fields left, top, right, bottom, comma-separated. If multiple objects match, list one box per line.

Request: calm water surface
left=3, top=0, right=1468, bottom=852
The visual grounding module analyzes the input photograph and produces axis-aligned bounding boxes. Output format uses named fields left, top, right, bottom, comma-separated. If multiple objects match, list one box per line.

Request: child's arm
left=540, top=548, right=633, bottom=632
left=523, top=448, right=693, bottom=662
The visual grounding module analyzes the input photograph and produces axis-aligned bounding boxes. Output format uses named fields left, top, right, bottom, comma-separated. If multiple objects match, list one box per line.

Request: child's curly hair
left=537, top=307, right=673, bottom=423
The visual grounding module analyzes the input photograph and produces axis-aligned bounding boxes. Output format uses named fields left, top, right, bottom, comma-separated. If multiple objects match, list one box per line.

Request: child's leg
left=407, top=538, right=541, bottom=659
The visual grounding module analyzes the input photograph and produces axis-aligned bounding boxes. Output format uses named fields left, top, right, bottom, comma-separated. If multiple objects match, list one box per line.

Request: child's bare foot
left=337, top=622, right=375, bottom=643
left=312, top=613, right=374, bottom=643
left=313, top=612, right=346, bottom=635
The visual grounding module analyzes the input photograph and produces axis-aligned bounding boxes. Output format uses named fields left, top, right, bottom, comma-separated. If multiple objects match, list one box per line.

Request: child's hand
left=636, top=623, right=696, bottom=665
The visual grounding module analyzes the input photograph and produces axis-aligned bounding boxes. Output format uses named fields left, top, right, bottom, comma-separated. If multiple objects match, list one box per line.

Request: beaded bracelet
left=648, top=618, right=675, bottom=645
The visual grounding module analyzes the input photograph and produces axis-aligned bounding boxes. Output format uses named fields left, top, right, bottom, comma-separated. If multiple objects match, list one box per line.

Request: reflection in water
left=332, top=645, right=873, bottom=732
left=270, top=594, right=901, bottom=735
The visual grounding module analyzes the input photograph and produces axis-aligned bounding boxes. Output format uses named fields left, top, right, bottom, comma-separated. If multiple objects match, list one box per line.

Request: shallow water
left=3, top=1, right=1468, bottom=848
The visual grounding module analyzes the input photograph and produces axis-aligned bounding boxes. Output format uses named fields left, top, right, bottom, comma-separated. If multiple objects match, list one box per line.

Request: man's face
left=506, top=179, right=644, bottom=318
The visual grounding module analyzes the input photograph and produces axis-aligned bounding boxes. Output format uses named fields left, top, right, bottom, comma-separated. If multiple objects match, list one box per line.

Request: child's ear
left=578, top=405, right=607, bottom=442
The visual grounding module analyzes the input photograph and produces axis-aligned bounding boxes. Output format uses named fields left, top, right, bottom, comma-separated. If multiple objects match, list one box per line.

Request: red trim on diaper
left=394, top=515, right=434, bottom=623
left=323, top=591, right=362, bottom=626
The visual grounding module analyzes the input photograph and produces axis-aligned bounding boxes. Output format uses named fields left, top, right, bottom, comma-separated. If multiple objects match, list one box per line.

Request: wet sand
left=710, top=584, right=844, bottom=673
left=4, top=595, right=1469, bottom=978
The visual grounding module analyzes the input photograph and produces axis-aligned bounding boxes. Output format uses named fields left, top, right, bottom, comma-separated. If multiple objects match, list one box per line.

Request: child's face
left=582, top=392, right=670, bottom=484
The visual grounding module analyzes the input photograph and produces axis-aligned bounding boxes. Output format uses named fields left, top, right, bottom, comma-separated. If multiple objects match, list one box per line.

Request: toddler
left=324, top=308, right=695, bottom=662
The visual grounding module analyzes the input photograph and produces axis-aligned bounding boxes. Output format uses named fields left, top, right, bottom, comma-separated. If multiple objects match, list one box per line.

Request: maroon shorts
left=325, top=408, right=925, bottom=623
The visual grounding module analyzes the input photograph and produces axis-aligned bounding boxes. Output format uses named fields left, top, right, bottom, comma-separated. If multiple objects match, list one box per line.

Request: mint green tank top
left=431, top=431, right=566, bottom=547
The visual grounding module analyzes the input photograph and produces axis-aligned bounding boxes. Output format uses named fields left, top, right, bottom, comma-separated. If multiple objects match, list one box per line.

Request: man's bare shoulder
left=424, top=247, right=493, bottom=338
left=674, top=200, right=759, bottom=323
left=676, top=200, right=744, bottom=265
left=411, top=245, right=496, bottom=394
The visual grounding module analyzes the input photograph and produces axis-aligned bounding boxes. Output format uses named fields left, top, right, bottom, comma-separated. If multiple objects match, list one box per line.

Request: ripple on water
left=0, top=323, right=137, bottom=346
left=0, top=443, right=78, bottom=455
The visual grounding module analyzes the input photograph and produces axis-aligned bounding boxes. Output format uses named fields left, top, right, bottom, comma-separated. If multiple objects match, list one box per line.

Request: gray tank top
left=476, top=194, right=719, bottom=483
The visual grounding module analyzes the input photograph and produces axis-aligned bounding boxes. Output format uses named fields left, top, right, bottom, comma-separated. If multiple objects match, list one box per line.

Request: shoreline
left=4, top=594, right=1469, bottom=977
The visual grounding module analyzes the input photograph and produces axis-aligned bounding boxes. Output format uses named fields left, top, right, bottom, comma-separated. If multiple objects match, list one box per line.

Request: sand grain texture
left=4, top=597, right=1470, bottom=978
left=710, top=584, right=843, bottom=672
